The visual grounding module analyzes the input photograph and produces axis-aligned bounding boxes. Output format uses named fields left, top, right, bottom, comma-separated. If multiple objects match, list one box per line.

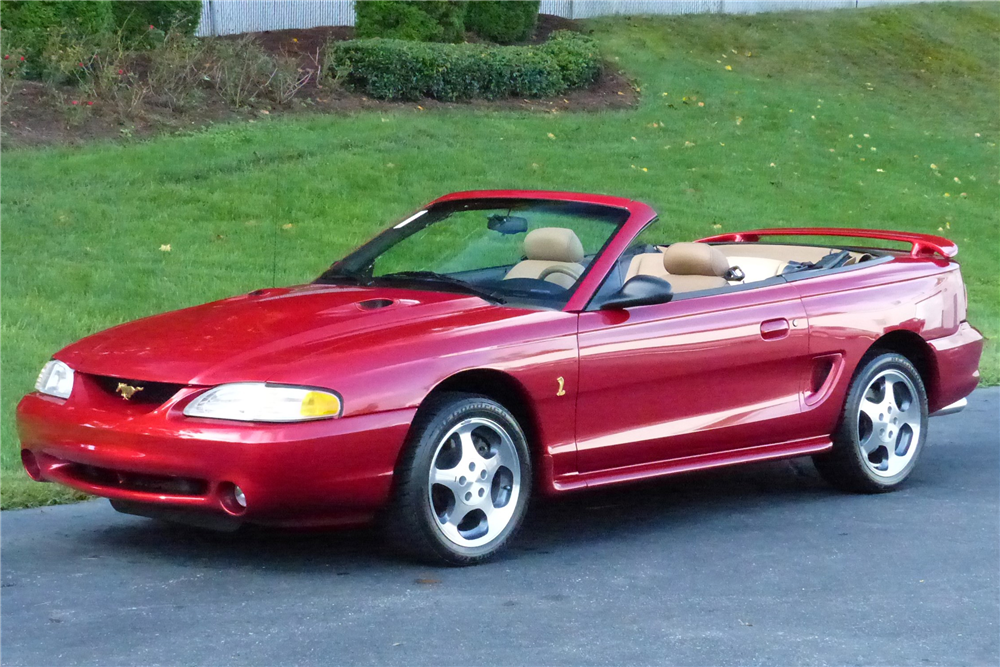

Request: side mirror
left=601, top=275, right=674, bottom=309
left=487, top=214, right=529, bottom=235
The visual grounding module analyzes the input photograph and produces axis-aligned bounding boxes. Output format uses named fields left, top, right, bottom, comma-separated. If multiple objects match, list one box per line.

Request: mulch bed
left=1, top=15, right=638, bottom=149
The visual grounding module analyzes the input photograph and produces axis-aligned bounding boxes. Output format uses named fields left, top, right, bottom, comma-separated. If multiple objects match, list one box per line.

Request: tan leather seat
left=503, top=228, right=585, bottom=289
left=660, top=242, right=729, bottom=293
left=625, top=252, right=670, bottom=281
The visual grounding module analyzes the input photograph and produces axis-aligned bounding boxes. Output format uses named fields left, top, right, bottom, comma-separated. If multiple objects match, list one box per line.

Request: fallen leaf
left=159, top=244, right=171, bottom=252
left=725, top=65, right=732, bottom=71
left=547, top=132, right=556, bottom=139
left=282, top=223, right=294, bottom=230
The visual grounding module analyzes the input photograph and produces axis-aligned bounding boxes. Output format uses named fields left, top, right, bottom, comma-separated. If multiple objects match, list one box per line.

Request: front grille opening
left=89, top=375, right=185, bottom=405
left=70, top=463, right=208, bottom=497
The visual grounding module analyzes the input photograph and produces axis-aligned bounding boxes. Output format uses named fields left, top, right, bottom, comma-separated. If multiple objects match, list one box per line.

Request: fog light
left=219, top=481, right=247, bottom=515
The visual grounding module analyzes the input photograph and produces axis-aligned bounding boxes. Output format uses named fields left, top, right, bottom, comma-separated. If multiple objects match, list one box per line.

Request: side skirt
left=550, top=436, right=833, bottom=492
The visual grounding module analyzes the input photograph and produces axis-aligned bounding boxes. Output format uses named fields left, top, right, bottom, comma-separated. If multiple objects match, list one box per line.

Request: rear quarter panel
left=790, top=257, right=970, bottom=432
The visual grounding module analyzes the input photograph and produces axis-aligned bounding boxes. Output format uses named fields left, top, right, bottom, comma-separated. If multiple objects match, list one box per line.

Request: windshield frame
left=316, top=195, right=645, bottom=310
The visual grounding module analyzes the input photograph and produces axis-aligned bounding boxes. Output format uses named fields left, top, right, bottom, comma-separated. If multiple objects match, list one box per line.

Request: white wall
left=197, top=0, right=948, bottom=37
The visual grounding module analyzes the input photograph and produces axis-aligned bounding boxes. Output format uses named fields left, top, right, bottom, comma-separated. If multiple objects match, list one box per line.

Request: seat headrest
left=662, top=242, right=730, bottom=277
left=523, top=228, right=584, bottom=263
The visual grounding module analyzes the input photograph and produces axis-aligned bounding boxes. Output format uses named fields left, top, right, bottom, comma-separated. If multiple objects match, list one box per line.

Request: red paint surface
left=16, top=191, right=983, bottom=527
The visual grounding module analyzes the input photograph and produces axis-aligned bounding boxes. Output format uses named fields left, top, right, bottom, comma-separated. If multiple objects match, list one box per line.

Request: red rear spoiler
left=698, top=227, right=957, bottom=259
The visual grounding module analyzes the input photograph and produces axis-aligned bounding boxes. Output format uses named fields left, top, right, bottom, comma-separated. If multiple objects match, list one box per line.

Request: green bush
left=0, top=1, right=115, bottom=56
left=354, top=1, right=466, bottom=43
left=465, top=1, right=540, bottom=44
left=112, top=1, right=202, bottom=43
left=328, top=32, right=601, bottom=102
left=542, top=30, right=602, bottom=88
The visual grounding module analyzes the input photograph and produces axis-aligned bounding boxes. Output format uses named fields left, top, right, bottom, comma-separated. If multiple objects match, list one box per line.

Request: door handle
left=760, top=318, right=790, bottom=340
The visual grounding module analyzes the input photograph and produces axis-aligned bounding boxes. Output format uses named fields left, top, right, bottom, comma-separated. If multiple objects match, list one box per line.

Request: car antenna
left=271, top=219, right=278, bottom=288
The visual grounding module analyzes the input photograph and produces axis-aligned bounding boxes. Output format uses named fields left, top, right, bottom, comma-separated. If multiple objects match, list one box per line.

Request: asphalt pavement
left=3, top=388, right=997, bottom=666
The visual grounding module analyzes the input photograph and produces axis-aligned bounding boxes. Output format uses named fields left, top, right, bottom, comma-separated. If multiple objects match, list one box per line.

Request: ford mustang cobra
left=17, top=191, right=982, bottom=564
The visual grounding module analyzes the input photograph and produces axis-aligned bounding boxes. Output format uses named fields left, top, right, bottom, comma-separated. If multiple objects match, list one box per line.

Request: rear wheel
left=385, top=393, right=531, bottom=565
left=813, top=352, right=928, bottom=493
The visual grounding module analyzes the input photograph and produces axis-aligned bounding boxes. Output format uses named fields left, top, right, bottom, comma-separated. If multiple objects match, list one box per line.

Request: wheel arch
left=865, top=330, right=938, bottom=408
left=417, top=369, right=540, bottom=452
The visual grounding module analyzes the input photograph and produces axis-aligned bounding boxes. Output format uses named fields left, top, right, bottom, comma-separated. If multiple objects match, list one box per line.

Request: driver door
left=574, top=278, right=813, bottom=474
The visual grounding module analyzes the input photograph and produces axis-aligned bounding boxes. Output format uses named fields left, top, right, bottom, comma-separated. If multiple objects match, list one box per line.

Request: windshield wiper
left=375, top=271, right=505, bottom=304
left=315, top=267, right=366, bottom=285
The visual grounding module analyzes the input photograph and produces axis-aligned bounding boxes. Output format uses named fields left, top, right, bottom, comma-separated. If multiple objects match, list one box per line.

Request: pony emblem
left=116, top=382, right=144, bottom=400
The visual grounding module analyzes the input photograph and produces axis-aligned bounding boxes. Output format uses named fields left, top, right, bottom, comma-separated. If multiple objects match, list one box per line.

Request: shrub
left=354, top=1, right=466, bottom=43
left=37, top=26, right=100, bottom=85
left=465, top=1, right=540, bottom=44
left=205, top=36, right=310, bottom=109
left=1, top=42, right=28, bottom=104
left=112, top=1, right=202, bottom=43
left=328, top=35, right=601, bottom=102
left=0, top=1, right=115, bottom=56
left=147, top=28, right=207, bottom=111
left=540, top=30, right=602, bottom=88
left=265, top=55, right=311, bottom=105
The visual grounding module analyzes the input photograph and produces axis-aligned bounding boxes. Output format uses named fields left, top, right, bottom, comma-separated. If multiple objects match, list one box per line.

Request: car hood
left=56, top=284, right=508, bottom=386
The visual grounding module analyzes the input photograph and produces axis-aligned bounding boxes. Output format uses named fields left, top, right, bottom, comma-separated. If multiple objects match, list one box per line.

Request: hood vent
left=356, top=298, right=394, bottom=311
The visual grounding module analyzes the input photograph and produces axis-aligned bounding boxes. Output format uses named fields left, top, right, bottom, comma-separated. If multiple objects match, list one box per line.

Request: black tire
left=813, top=351, right=928, bottom=493
left=384, top=392, right=532, bottom=566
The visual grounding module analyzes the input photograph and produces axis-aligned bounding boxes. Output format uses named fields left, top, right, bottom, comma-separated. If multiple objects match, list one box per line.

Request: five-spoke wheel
left=386, top=393, right=531, bottom=565
left=428, top=418, right=521, bottom=548
left=814, top=351, right=928, bottom=493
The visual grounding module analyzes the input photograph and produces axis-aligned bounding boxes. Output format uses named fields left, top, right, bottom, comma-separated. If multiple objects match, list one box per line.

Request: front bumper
left=16, top=392, right=415, bottom=527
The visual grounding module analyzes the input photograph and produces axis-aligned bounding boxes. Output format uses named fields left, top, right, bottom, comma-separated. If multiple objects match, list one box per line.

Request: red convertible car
left=18, top=190, right=982, bottom=564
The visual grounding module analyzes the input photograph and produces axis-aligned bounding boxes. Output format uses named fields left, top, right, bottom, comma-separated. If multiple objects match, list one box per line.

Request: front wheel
left=813, top=352, right=928, bottom=493
left=385, top=393, right=532, bottom=565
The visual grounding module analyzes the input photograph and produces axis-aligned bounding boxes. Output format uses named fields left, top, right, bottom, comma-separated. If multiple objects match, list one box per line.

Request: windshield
left=317, top=199, right=630, bottom=308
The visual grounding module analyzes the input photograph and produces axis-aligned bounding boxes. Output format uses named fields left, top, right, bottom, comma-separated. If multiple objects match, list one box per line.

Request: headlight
left=183, top=383, right=342, bottom=422
left=35, top=360, right=74, bottom=399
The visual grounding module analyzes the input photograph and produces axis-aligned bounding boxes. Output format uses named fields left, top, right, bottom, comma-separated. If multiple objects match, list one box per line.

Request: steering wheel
left=537, top=265, right=582, bottom=285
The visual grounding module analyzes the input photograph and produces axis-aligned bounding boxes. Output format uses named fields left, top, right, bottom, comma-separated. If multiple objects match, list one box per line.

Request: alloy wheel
left=427, top=417, right=521, bottom=548
left=856, top=369, right=923, bottom=477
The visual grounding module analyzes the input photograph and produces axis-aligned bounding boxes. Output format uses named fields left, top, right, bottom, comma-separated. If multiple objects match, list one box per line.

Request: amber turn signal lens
left=300, top=391, right=342, bottom=418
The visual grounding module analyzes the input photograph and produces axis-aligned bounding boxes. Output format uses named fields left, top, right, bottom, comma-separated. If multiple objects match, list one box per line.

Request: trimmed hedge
left=0, top=1, right=114, bottom=42
left=354, top=1, right=467, bottom=43
left=112, top=1, right=202, bottom=41
left=328, top=31, right=601, bottom=102
left=465, top=1, right=540, bottom=44
left=0, top=1, right=201, bottom=56
left=543, top=30, right=602, bottom=88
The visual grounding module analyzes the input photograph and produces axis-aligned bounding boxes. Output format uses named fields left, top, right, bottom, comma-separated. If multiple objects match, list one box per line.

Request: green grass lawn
left=2, top=2, right=997, bottom=508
